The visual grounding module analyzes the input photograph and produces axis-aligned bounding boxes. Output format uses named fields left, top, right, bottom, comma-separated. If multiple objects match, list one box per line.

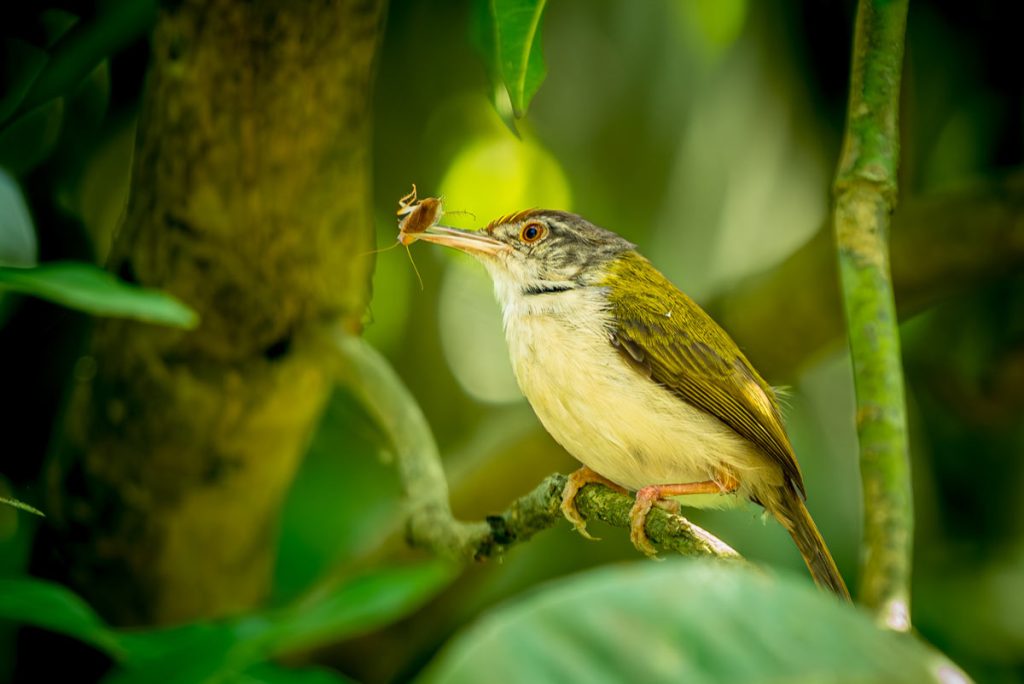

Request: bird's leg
left=629, top=472, right=740, bottom=557
left=561, top=466, right=629, bottom=540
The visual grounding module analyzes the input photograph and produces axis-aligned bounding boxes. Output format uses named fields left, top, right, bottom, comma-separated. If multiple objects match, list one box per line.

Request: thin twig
left=832, top=0, right=913, bottom=630
left=333, top=334, right=741, bottom=563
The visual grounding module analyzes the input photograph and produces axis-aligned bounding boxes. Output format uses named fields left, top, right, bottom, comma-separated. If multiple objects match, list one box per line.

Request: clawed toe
left=629, top=487, right=663, bottom=558
left=560, top=484, right=599, bottom=540
left=560, top=467, right=631, bottom=541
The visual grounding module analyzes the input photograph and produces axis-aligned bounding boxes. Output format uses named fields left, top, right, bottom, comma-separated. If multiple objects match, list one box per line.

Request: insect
left=396, top=184, right=443, bottom=245
left=365, top=185, right=471, bottom=289
left=366, top=184, right=445, bottom=289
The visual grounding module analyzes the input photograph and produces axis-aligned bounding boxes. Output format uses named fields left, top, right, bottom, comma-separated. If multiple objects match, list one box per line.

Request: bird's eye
left=519, top=221, right=547, bottom=244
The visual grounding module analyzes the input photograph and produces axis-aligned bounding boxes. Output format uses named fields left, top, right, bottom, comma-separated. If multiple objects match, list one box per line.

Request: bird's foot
left=560, top=466, right=628, bottom=540
left=629, top=487, right=674, bottom=558
left=628, top=476, right=740, bottom=558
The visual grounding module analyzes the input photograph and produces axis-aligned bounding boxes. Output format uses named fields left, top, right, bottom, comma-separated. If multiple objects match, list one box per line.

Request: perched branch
left=334, top=335, right=741, bottom=563
left=832, top=0, right=912, bottom=630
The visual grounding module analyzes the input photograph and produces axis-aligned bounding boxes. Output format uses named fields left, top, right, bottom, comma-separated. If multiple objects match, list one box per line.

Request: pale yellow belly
left=506, top=308, right=777, bottom=503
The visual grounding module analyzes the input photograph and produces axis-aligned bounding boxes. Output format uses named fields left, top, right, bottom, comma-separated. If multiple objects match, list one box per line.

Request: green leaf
left=0, top=496, right=44, bottom=516
left=0, top=262, right=198, bottom=328
left=266, top=561, right=456, bottom=655
left=422, top=560, right=942, bottom=683
left=19, top=0, right=158, bottom=115
left=273, top=390, right=403, bottom=603
left=110, top=562, right=455, bottom=684
left=0, top=562, right=449, bottom=682
left=471, top=0, right=549, bottom=120
left=0, top=578, right=124, bottom=658
left=0, top=38, right=49, bottom=125
left=0, top=169, right=37, bottom=267
left=0, top=98, right=64, bottom=176
left=236, top=663, right=357, bottom=684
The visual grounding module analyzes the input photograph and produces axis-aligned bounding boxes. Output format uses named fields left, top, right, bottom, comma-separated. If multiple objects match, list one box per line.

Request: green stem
left=832, top=0, right=912, bottom=629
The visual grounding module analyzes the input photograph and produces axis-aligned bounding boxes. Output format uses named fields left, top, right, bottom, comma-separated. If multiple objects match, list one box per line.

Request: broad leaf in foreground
left=423, top=559, right=943, bottom=683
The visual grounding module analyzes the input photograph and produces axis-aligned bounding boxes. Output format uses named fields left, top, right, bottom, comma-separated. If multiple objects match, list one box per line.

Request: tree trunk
left=33, top=0, right=385, bottom=626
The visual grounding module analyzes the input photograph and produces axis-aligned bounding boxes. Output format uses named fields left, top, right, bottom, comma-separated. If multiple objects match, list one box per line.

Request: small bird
left=413, top=209, right=849, bottom=599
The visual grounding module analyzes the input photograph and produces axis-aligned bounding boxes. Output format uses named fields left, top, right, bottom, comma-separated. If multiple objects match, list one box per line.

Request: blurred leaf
left=1, top=561, right=452, bottom=682
left=273, top=390, right=400, bottom=602
left=266, top=562, right=456, bottom=655
left=0, top=262, right=198, bottom=328
left=673, top=0, right=748, bottom=55
left=0, top=578, right=124, bottom=658
left=470, top=0, right=548, bottom=120
left=19, top=0, right=157, bottom=114
left=0, top=98, right=64, bottom=176
left=110, top=562, right=455, bottom=684
left=38, top=10, right=81, bottom=48
left=0, top=169, right=37, bottom=267
left=109, top=624, right=261, bottom=684
left=236, top=663, right=357, bottom=684
left=65, top=58, right=112, bottom=138
left=0, top=496, right=43, bottom=517
left=422, top=560, right=940, bottom=683
left=0, top=38, right=48, bottom=125
left=73, top=119, right=135, bottom=261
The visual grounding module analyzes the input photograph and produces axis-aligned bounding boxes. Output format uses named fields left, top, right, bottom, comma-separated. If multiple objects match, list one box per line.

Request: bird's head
left=415, top=210, right=635, bottom=299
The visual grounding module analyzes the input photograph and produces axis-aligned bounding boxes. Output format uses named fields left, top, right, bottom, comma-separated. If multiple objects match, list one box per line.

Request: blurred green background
left=2, top=0, right=1023, bottom=682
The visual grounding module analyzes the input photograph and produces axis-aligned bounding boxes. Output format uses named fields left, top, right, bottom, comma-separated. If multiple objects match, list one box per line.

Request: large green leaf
left=471, top=0, right=549, bottom=120
left=0, top=262, right=198, bottom=328
left=422, top=560, right=942, bottom=683
left=0, top=578, right=124, bottom=658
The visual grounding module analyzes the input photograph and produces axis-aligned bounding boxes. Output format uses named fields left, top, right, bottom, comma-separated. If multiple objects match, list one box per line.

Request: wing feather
left=603, top=252, right=805, bottom=496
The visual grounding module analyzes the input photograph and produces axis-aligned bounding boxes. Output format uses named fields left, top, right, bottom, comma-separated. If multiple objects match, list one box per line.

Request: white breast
left=495, top=283, right=775, bottom=501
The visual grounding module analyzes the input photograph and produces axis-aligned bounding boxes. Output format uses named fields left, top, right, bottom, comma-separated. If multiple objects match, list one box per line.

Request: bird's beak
left=414, top=225, right=509, bottom=257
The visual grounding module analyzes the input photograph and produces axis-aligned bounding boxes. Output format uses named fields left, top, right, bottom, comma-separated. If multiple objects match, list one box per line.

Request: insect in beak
left=396, top=184, right=444, bottom=245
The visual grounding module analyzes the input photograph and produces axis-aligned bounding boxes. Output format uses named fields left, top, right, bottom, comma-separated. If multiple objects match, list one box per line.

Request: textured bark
left=35, top=0, right=385, bottom=626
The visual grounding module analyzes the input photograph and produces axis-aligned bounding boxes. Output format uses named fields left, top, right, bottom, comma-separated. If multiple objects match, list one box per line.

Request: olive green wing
left=603, top=253, right=805, bottom=496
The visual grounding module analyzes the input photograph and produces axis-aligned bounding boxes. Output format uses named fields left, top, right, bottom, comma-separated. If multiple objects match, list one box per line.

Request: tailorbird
left=413, top=209, right=849, bottom=599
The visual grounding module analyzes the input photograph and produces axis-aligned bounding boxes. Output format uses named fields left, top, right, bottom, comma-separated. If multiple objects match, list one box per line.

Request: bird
left=412, top=209, right=850, bottom=599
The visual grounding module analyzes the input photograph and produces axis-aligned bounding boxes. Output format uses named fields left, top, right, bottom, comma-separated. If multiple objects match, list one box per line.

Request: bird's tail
left=769, top=487, right=850, bottom=600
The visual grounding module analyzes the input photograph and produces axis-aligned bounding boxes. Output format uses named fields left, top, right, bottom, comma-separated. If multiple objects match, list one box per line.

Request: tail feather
left=770, top=488, right=850, bottom=601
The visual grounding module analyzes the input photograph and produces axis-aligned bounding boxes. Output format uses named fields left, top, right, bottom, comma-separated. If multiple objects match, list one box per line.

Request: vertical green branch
left=832, top=0, right=912, bottom=630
